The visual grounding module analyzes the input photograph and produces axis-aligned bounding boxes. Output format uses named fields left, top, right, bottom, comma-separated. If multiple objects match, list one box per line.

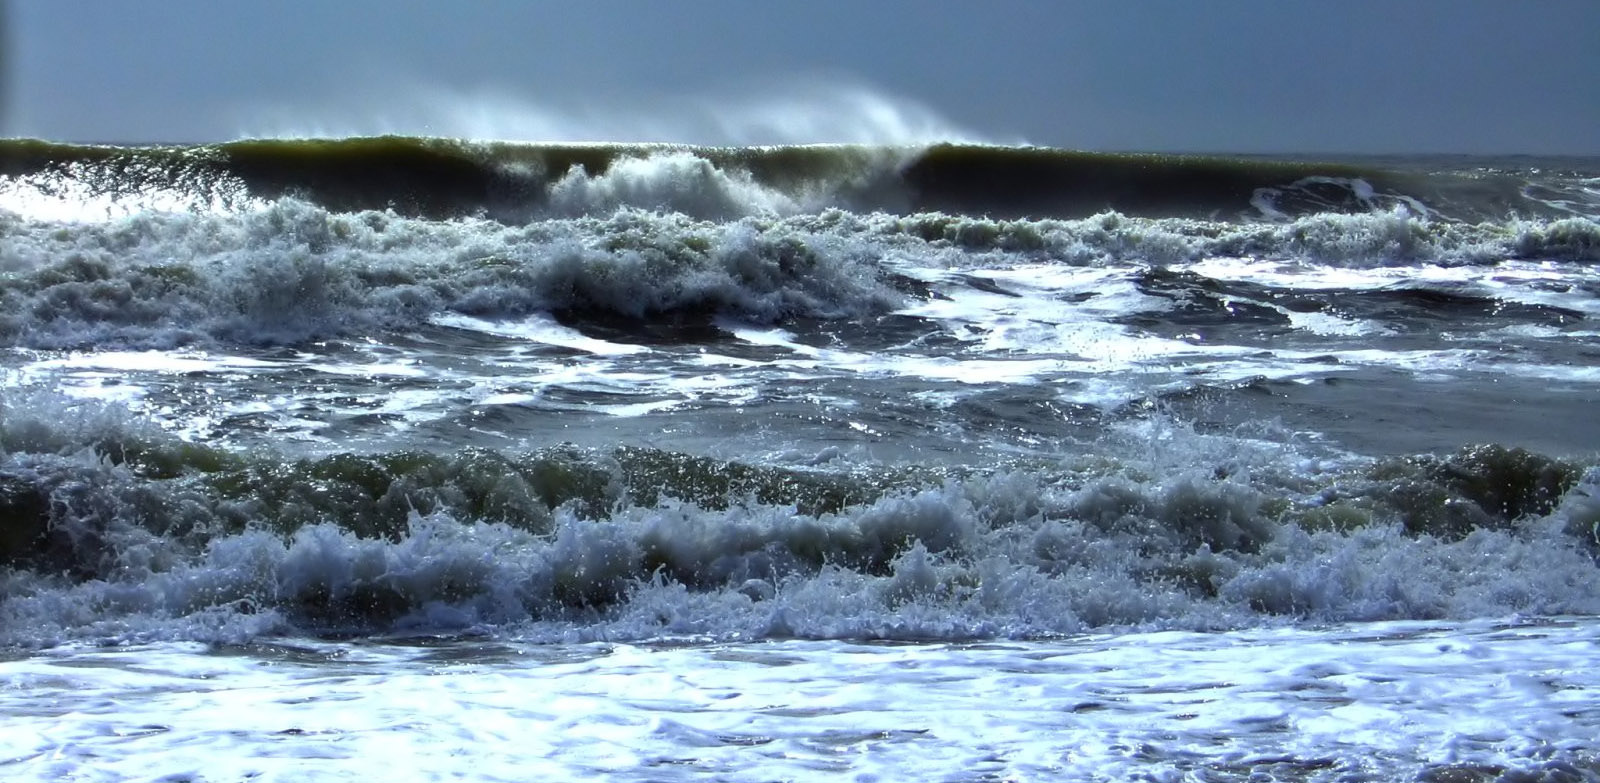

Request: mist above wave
left=233, top=79, right=989, bottom=147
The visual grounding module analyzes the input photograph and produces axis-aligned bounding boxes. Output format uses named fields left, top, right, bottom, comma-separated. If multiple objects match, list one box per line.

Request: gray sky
left=4, top=0, right=1597, bottom=153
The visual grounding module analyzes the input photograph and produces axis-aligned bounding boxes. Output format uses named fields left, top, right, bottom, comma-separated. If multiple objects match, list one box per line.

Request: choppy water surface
left=4, top=620, right=1597, bottom=782
left=2, top=139, right=1598, bottom=779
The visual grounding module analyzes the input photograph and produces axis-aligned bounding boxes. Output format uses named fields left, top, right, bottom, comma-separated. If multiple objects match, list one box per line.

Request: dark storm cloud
left=6, top=0, right=1598, bottom=153
left=0, top=0, right=10, bottom=135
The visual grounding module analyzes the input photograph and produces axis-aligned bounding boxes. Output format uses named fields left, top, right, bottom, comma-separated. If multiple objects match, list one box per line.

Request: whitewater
left=2, top=137, right=1598, bottom=781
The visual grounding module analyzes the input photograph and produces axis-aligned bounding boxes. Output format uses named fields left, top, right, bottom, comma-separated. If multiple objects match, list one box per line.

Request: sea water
left=2, top=139, right=1598, bottom=780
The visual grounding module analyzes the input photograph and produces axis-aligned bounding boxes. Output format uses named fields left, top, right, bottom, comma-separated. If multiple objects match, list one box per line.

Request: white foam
left=431, top=312, right=648, bottom=356
left=548, top=152, right=805, bottom=219
left=4, top=347, right=469, bottom=443
left=5, top=445, right=1599, bottom=650
left=0, top=200, right=903, bottom=351
left=726, top=262, right=1257, bottom=384
left=2, top=620, right=1596, bottom=782
left=1186, top=256, right=1600, bottom=316
left=723, top=322, right=1073, bottom=384
left=0, top=162, right=262, bottom=223
left=1281, top=308, right=1389, bottom=336
left=20, top=350, right=278, bottom=375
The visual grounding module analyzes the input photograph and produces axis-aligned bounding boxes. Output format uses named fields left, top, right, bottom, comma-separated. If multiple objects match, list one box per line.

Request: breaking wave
left=0, top=195, right=1595, bottom=350
left=6, top=138, right=1593, bottom=223
left=2, top=391, right=1596, bottom=647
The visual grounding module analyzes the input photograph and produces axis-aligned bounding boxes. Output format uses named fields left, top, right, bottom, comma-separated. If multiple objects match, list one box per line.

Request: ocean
left=1, top=137, right=1598, bottom=781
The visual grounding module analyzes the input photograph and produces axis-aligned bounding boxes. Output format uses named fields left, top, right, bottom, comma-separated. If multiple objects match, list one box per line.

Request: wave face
left=1, top=138, right=1598, bottom=647
left=5, top=138, right=1596, bottom=223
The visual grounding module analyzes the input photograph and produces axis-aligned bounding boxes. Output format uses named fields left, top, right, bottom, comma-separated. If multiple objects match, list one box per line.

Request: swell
left=2, top=395, right=1597, bottom=645
left=4, top=137, right=1590, bottom=222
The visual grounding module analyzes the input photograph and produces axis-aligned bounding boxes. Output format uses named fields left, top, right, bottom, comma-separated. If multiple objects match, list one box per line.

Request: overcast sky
left=3, top=0, right=1597, bottom=153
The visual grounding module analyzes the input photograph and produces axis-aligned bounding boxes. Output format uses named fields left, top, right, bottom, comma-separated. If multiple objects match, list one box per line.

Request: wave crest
left=2, top=395, right=1596, bottom=646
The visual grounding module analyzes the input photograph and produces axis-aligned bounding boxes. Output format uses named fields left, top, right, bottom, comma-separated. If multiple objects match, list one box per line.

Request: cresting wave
left=1, top=391, right=1597, bottom=647
left=4, top=137, right=1596, bottom=222
left=5, top=138, right=1596, bottom=350
left=4, top=139, right=1599, bottom=650
left=2, top=197, right=1597, bottom=351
